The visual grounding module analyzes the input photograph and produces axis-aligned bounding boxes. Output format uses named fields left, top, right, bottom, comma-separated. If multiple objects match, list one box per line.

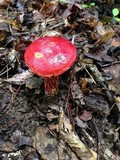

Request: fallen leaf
left=111, top=36, right=120, bottom=47
left=0, top=0, right=11, bottom=8
left=46, top=112, right=58, bottom=121
left=79, top=110, right=93, bottom=121
left=81, top=79, right=89, bottom=93
left=32, top=127, right=59, bottom=160
left=25, top=77, right=43, bottom=89
left=108, top=80, right=120, bottom=95
left=71, top=79, right=85, bottom=105
left=84, top=93, right=109, bottom=114
left=75, top=116, right=88, bottom=128
left=0, top=30, right=7, bottom=42
left=4, top=70, right=33, bottom=85
left=59, top=108, right=97, bottom=160
left=114, top=96, right=120, bottom=111
left=16, top=0, right=24, bottom=12
left=91, top=21, right=115, bottom=44
left=103, top=64, right=120, bottom=80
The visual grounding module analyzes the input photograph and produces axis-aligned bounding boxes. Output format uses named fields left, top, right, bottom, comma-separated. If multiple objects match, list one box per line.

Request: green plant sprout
left=112, top=8, right=120, bottom=22
left=82, top=2, right=95, bottom=8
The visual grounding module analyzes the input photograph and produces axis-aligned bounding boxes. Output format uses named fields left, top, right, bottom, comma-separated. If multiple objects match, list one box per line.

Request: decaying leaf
left=0, top=1, right=119, bottom=160
left=79, top=110, right=93, bottom=121
left=0, top=16, right=21, bottom=30
left=10, top=130, right=32, bottom=147
left=0, top=0, right=11, bottom=8
left=91, top=21, right=115, bottom=44
left=58, top=0, right=79, bottom=4
left=103, top=64, right=120, bottom=80
left=16, top=0, right=24, bottom=12
left=71, top=78, right=85, bottom=105
left=32, top=127, right=75, bottom=160
left=0, top=30, right=7, bottom=42
left=25, top=77, right=43, bottom=89
left=0, top=141, right=16, bottom=152
left=81, top=79, right=89, bottom=93
left=85, top=64, right=114, bottom=103
left=3, top=70, right=33, bottom=85
left=59, top=107, right=97, bottom=160
left=111, top=36, right=120, bottom=47
left=75, top=116, right=88, bottom=128
left=84, top=93, right=109, bottom=114
left=32, top=127, right=59, bottom=160
left=7, top=49, right=19, bottom=65
left=42, top=30, right=62, bottom=37
left=108, top=80, right=120, bottom=95
left=103, top=148, right=117, bottom=160
left=114, top=96, right=120, bottom=111
left=87, top=64, right=105, bottom=83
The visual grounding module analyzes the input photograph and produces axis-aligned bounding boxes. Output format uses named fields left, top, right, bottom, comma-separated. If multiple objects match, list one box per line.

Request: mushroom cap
left=24, top=36, right=77, bottom=77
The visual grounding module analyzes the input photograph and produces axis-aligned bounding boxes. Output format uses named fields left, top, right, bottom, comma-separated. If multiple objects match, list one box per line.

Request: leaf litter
left=0, top=0, right=120, bottom=160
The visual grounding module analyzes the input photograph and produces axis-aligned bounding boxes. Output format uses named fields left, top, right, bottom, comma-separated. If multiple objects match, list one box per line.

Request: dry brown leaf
left=103, top=64, right=120, bottom=80
left=59, top=108, right=97, bottom=160
left=84, top=93, right=109, bottom=114
left=0, top=30, right=7, bottom=42
left=81, top=79, right=89, bottom=93
left=0, top=17, right=21, bottom=30
left=103, top=148, right=117, bottom=160
left=108, top=80, right=120, bottom=95
left=87, top=65, right=104, bottom=83
left=92, top=22, right=115, bottom=44
left=111, top=36, right=120, bottom=47
left=33, top=126, right=78, bottom=160
left=32, top=127, right=59, bottom=160
left=4, top=70, right=33, bottom=85
left=46, top=112, right=58, bottom=121
left=114, top=96, right=120, bottom=111
left=71, top=79, right=85, bottom=105
left=48, top=124, right=59, bottom=131
left=0, top=0, right=11, bottom=8
left=42, top=30, right=62, bottom=37
left=59, top=108, right=117, bottom=160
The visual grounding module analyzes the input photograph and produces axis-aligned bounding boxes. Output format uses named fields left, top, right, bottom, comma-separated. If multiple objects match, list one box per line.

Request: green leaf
left=90, top=2, right=95, bottom=6
left=113, top=17, right=120, bottom=22
left=112, top=8, right=119, bottom=17
left=82, top=4, right=89, bottom=8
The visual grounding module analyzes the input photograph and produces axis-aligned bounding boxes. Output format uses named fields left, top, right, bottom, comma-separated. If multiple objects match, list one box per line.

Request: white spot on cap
left=49, top=54, right=67, bottom=65
left=34, top=52, right=44, bottom=58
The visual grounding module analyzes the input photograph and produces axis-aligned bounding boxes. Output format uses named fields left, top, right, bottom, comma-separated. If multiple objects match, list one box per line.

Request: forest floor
left=0, top=0, right=120, bottom=160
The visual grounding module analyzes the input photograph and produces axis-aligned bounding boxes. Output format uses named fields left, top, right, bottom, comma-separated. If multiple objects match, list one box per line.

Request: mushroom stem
left=44, top=76, right=59, bottom=95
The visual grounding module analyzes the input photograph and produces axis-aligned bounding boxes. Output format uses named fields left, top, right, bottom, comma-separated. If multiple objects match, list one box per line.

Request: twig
left=6, top=5, right=14, bottom=36
left=3, top=86, right=21, bottom=113
left=65, top=77, right=75, bottom=129
left=84, top=67, right=96, bottom=84
left=92, top=119, right=103, bottom=160
left=0, top=67, right=12, bottom=76
left=50, top=22, right=64, bottom=29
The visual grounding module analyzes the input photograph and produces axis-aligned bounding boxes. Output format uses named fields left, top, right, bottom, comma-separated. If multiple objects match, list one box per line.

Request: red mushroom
left=24, top=36, right=77, bottom=95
